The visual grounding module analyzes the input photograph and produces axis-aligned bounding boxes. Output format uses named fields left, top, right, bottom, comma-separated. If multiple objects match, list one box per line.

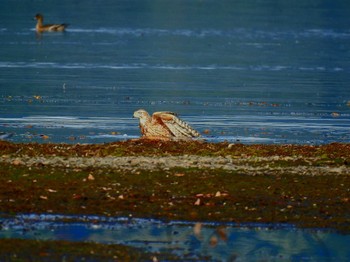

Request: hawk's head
left=133, top=109, right=149, bottom=119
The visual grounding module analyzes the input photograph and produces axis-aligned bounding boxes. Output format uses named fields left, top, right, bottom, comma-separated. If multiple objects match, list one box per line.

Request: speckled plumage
left=133, top=109, right=200, bottom=139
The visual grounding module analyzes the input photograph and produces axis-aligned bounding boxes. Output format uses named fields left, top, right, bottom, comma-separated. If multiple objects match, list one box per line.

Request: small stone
left=331, top=112, right=340, bottom=117
left=209, top=235, right=218, bottom=246
left=12, top=159, right=23, bottom=166
left=228, top=144, right=235, bottom=149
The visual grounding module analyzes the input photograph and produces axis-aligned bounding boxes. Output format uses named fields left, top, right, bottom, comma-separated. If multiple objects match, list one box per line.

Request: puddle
left=1, top=214, right=349, bottom=261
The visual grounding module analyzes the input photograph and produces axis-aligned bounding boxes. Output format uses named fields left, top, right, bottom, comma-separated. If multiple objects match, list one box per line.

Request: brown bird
left=34, top=13, right=68, bottom=33
left=133, top=109, right=201, bottom=140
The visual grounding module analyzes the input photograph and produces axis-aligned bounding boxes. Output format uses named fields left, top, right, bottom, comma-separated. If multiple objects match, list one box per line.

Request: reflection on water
left=0, top=214, right=349, bottom=261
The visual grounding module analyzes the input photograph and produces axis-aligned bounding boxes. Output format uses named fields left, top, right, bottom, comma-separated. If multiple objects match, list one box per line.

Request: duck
left=34, top=13, right=68, bottom=33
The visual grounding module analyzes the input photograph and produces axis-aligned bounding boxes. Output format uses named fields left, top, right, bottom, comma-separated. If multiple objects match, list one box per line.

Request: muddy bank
left=0, top=140, right=349, bottom=232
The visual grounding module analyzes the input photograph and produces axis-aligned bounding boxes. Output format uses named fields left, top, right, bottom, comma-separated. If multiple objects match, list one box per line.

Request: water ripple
left=0, top=61, right=346, bottom=72
left=67, top=27, right=350, bottom=40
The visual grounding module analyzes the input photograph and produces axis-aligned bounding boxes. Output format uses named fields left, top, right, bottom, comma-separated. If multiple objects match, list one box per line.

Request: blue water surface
left=1, top=0, right=350, bottom=144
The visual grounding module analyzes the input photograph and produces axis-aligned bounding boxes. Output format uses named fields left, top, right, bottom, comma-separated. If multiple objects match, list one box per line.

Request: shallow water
left=1, top=0, right=350, bottom=144
left=1, top=214, right=349, bottom=261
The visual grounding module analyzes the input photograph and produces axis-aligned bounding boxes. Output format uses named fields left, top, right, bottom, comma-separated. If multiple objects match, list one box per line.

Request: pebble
left=1, top=155, right=349, bottom=176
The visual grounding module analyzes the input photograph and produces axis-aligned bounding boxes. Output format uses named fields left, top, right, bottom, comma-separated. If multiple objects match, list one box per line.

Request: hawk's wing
left=152, top=111, right=200, bottom=138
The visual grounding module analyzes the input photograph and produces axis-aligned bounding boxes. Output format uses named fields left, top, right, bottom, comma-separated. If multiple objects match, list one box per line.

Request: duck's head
left=34, top=14, right=43, bottom=21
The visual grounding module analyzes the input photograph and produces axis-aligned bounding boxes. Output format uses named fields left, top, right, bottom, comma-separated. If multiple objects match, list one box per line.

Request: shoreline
left=0, top=140, right=349, bottom=232
left=2, top=154, right=350, bottom=176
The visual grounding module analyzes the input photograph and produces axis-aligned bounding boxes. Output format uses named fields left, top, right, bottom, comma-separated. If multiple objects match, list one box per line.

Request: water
left=1, top=214, right=349, bottom=261
left=0, top=0, right=350, bottom=144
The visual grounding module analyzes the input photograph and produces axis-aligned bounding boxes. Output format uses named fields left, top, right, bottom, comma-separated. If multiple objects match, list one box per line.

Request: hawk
left=133, top=109, right=201, bottom=140
left=34, top=14, right=68, bottom=33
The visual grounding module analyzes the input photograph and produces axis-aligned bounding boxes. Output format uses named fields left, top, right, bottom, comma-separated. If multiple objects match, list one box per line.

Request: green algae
left=1, top=140, right=350, bottom=260
left=0, top=140, right=349, bottom=230
left=0, top=163, right=349, bottom=231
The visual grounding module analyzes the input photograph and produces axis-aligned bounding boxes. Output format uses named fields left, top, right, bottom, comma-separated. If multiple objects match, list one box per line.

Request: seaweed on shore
left=1, top=140, right=349, bottom=232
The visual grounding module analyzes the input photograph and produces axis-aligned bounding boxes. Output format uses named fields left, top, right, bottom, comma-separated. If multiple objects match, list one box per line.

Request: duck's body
left=34, top=14, right=68, bottom=33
